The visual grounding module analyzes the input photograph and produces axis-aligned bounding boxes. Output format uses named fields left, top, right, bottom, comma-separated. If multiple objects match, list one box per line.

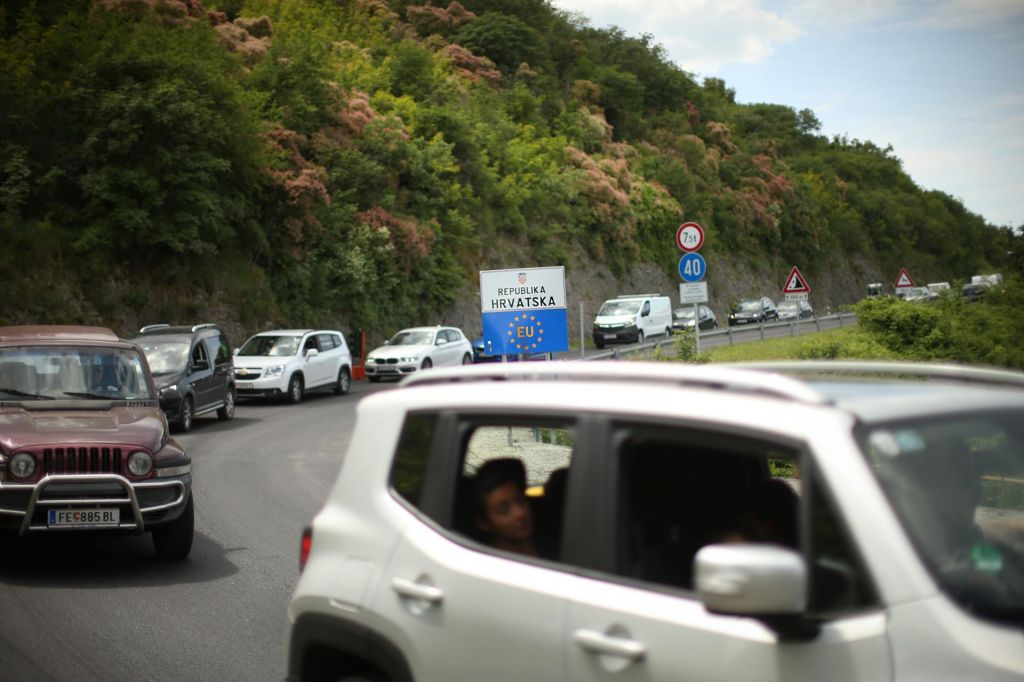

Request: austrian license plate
left=603, top=333, right=616, bottom=340
left=236, top=380, right=253, bottom=388
left=48, top=508, right=120, bottom=528
left=735, top=319, right=748, bottom=324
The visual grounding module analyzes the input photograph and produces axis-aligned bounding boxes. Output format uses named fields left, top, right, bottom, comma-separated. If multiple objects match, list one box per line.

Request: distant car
left=133, top=323, right=236, bottom=432
left=592, top=294, right=673, bottom=348
left=776, top=300, right=814, bottom=321
left=471, top=336, right=549, bottom=363
left=962, top=281, right=991, bottom=303
left=233, top=329, right=353, bottom=403
left=903, top=287, right=939, bottom=303
left=728, top=297, right=778, bottom=326
left=365, top=326, right=472, bottom=382
left=672, top=305, right=717, bottom=331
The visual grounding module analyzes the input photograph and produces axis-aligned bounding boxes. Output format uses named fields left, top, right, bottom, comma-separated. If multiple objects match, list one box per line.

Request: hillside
left=1, top=0, right=1019, bottom=346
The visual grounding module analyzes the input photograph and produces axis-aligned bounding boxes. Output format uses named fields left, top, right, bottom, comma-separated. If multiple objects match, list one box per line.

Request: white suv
left=233, top=329, right=352, bottom=403
left=286, top=361, right=1024, bottom=682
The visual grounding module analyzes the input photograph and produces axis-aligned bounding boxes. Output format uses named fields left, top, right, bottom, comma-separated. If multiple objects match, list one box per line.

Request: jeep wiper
left=0, top=387, right=56, bottom=400
left=62, top=391, right=116, bottom=400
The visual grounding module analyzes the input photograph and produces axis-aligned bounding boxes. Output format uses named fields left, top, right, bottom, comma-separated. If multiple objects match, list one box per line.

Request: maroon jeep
left=0, top=326, right=193, bottom=559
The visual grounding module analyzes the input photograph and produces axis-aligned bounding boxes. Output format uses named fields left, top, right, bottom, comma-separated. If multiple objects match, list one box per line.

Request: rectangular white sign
left=679, top=281, right=708, bottom=304
left=784, top=293, right=809, bottom=301
left=480, top=266, right=567, bottom=313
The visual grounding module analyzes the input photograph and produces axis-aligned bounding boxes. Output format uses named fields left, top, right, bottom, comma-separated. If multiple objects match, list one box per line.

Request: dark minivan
left=133, top=324, right=235, bottom=432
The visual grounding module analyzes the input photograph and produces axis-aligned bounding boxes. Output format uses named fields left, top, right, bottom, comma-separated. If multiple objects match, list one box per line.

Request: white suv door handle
left=573, top=629, right=646, bottom=661
left=391, top=578, right=444, bottom=604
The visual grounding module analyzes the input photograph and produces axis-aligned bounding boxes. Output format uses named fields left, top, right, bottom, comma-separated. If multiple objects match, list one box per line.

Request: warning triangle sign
left=894, top=268, right=915, bottom=288
left=782, top=266, right=811, bottom=294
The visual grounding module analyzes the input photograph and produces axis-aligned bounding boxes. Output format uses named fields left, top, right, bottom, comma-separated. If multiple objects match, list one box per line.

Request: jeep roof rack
left=191, top=323, right=217, bottom=332
left=400, top=361, right=827, bottom=404
left=139, top=324, right=170, bottom=333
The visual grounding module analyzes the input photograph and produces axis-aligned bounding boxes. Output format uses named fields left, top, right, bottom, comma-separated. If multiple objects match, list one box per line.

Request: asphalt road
left=0, top=316, right=852, bottom=681
left=0, top=381, right=390, bottom=682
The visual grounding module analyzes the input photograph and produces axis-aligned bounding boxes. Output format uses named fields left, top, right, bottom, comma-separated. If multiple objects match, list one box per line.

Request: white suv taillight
left=299, top=526, right=312, bottom=572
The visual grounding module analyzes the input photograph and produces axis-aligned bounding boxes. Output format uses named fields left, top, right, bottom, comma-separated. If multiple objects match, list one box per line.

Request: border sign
left=676, top=222, right=705, bottom=253
left=782, top=266, right=811, bottom=295
left=480, top=266, right=568, bottom=356
left=894, top=268, right=915, bottom=288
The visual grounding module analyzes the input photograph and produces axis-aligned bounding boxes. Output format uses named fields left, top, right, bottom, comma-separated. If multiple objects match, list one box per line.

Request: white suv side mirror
left=305, top=348, right=319, bottom=359
left=694, top=543, right=806, bottom=615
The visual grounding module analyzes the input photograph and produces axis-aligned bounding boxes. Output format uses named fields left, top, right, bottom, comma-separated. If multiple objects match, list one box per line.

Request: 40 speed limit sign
left=678, top=252, right=706, bottom=282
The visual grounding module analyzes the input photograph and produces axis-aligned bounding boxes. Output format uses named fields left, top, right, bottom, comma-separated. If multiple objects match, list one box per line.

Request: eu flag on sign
left=481, top=308, right=569, bottom=356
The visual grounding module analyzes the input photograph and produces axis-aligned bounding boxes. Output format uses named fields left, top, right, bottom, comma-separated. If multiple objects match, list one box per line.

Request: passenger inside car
left=468, top=458, right=542, bottom=558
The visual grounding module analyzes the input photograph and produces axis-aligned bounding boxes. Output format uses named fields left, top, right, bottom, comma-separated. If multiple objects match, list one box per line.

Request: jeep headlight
left=10, top=452, right=36, bottom=479
left=128, top=451, right=154, bottom=477
left=265, top=365, right=285, bottom=378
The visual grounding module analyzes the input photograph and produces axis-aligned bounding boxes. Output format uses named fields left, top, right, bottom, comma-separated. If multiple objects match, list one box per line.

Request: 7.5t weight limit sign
left=676, top=222, right=705, bottom=252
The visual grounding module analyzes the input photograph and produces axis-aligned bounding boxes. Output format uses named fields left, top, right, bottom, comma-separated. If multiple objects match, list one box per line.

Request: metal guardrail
left=582, top=313, right=859, bottom=361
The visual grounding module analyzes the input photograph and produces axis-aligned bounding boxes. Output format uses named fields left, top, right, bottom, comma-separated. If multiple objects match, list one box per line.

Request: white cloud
left=550, top=0, right=802, bottom=74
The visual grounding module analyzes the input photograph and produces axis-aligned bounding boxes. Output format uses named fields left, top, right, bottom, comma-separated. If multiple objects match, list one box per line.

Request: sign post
left=479, top=266, right=568, bottom=359
left=676, top=222, right=706, bottom=357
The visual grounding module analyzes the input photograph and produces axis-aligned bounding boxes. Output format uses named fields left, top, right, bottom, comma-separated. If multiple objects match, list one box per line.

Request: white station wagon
left=233, top=329, right=352, bottom=403
left=287, top=361, right=1024, bottom=682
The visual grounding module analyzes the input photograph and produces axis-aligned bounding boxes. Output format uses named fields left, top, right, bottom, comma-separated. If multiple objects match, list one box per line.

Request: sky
left=549, top=0, right=1024, bottom=229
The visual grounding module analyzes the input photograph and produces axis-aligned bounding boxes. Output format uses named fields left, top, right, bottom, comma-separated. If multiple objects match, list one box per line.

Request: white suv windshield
left=0, top=346, right=152, bottom=400
left=240, top=336, right=300, bottom=356
left=389, top=331, right=433, bottom=346
left=598, top=300, right=641, bottom=316
left=862, top=409, right=1024, bottom=622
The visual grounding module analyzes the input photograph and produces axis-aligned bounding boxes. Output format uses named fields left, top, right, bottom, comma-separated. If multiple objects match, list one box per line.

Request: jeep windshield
left=0, top=346, right=152, bottom=400
left=861, top=409, right=1024, bottom=624
left=239, top=336, right=300, bottom=357
left=598, top=300, right=641, bottom=316
left=137, top=340, right=189, bottom=374
left=389, top=331, right=433, bottom=346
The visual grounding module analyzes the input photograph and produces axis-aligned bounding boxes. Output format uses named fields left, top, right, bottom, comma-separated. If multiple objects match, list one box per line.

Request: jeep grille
left=43, top=447, right=123, bottom=476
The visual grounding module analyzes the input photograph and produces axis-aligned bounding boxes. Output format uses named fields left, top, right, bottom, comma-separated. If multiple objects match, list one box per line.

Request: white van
left=592, top=294, right=672, bottom=349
